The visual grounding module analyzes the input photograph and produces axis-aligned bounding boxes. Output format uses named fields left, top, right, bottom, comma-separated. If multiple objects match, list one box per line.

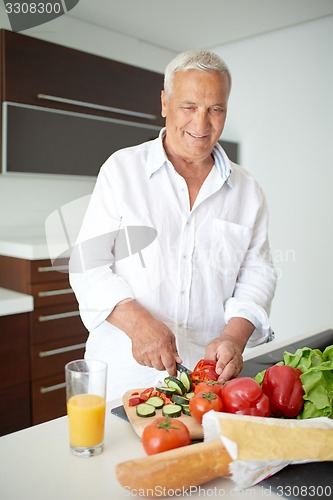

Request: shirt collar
left=147, top=128, right=233, bottom=186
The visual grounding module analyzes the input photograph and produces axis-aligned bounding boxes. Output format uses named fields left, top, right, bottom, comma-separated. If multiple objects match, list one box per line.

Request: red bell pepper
left=220, top=377, right=271, bottom=417
left=262, top=365, right=304, bottom=418
left=190, top=359, right=219, bottom=386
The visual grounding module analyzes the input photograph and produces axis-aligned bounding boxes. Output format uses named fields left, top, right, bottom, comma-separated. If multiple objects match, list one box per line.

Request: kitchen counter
left=0, top=233, right=50, bottom=260
left=0, top=400, right=281, bottom=500
left=0, top=286, right=33, bottom=316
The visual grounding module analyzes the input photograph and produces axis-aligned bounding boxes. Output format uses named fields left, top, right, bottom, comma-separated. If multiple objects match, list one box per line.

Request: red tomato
left=189, top=391, right=224, bottom=423
left=220, top=377, right=270, bottom=417
left=194, top=381, right=223, bottom=396
left=141, top=416, right=191, bottom=455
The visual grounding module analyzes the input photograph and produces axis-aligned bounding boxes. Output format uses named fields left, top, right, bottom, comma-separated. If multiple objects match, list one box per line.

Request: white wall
left=0, top=11, right=332, bottom=342
left=214, top=15, right=333, bottom=341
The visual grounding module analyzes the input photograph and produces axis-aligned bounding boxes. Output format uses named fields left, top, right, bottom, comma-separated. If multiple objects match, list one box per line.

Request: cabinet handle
left=37, top=93, right=157, bottom=120
left=38, top=342, right=86, bottom=358
left=38, top=288, right=74, bottom=298
left=38, top=310, right=80, bottom=322
left=40, top=382, right=66, bottom=394
left=37, top=265, right=68, bottom=273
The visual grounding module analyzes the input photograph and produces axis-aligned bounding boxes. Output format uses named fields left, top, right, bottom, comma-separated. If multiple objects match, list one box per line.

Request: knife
left=176, top=362, right=192, bottom=374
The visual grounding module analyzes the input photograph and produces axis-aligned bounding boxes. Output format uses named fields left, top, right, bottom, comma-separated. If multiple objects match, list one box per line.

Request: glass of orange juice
left=65, top=359, right=107, bottom=457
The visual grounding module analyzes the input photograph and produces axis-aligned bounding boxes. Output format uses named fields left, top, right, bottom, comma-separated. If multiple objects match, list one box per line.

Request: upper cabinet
left=1, top=30, right=164, bottom=124
left=0, top=30, right=164, bottom=176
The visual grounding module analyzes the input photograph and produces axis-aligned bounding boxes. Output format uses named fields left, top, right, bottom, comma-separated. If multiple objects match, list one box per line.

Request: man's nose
left=193, top=109, right=210, bottom=132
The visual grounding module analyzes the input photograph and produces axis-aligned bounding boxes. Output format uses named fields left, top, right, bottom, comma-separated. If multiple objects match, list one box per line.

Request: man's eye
left=181, top=106, right=196, bottom=111
left=210, top=107, right=224, bottom=114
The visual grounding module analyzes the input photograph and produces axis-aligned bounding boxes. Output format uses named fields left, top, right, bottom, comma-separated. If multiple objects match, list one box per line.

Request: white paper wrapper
left=202, top=411, right=333, bottom=489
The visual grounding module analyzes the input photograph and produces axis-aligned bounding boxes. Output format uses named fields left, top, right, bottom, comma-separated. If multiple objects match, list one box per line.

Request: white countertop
left=0, top=287, right=33, bottom=317
left=0, top=233, right=50, bottom=260
left=0, top=400, right=281, bottom=500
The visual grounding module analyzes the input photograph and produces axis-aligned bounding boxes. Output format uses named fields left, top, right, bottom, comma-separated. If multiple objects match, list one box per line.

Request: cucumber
left=155, top=386, right=177, bottom=396
left=165, top=376, right=186, bottom=395
left=145, top=396, right=164, bottom=409
left=172, top=394, right=190, bottom=406
left=136, top=403, right=156, bottom=418
left=162, top=404, right=182, bottom=418
left=180, top=371, right=192, bottom=392
left=185, top=392, right=195, bottom=399
left=182, top=405, right=191, bottom=416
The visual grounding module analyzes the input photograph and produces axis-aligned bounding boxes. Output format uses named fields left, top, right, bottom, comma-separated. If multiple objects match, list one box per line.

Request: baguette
left=116, top=439, right=232, bottom=496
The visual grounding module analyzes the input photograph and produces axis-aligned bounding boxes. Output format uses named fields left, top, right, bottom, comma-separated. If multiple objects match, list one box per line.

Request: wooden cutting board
left=122, top=388, right=204, bottom=440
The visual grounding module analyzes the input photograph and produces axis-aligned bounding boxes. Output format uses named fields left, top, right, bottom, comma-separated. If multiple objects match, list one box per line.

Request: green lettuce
left=254, top=345, right=333, bottom=419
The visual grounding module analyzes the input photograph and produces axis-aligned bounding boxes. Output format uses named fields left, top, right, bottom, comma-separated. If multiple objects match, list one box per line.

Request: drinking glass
left=65, top=359, right=107, bottom=457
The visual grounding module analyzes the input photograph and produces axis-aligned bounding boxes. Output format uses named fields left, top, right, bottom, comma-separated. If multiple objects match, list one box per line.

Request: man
left=69, top=50, right=277, bottom=400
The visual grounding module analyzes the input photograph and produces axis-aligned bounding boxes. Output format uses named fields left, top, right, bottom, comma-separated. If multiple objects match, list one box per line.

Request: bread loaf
left=116, top=439, right=232, bottom=496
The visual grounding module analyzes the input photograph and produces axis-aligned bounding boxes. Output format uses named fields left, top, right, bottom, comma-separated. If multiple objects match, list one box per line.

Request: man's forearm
left=220, top=317, right=255, bottom=352
left=106, top=298, right=153, bottom=340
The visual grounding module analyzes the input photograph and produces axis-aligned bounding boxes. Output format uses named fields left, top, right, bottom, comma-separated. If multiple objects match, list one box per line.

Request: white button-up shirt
left=69, top=129, right=277, bottom=397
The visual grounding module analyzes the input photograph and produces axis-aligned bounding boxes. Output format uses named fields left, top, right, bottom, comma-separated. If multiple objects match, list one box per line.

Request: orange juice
left=67, top=394, right=106, bottom=447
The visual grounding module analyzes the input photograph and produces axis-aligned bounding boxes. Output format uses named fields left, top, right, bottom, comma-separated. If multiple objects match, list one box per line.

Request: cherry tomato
left=141, top=416, right=191, bottom=455
left=194, top=381, right=223, bottom=396
left=189, top=391, right=224, bottom=423
left=220, top=377, right=270, bottom=417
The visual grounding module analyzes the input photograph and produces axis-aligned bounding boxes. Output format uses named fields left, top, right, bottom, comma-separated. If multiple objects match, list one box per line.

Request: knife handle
left=116, top=439, right=232, bottom=496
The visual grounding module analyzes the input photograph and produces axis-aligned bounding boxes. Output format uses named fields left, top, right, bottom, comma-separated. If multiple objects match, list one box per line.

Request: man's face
left=161, top=69, right=230, bottom=163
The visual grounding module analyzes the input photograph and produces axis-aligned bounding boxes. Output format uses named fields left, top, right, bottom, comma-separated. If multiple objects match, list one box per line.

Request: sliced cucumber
left=162, top=404, right=182, bottom=418
left=180, top=371, right=192, bottom=392
left=182, top=405, right=191, bottom=416
left=155, top=386, right=177, bottom=397
left=185, top=392, right=195, bottom=400
left=172, top=394, right=190, bottom=406
left=165, top=376, right=186, bottom=395
left=145, top=396, right=164, bottom=409
left=136, top=403, right=156, bottom=418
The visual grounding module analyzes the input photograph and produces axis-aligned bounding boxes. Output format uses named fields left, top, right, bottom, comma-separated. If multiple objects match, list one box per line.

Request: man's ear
left=161, top=90, right=167, bottom=118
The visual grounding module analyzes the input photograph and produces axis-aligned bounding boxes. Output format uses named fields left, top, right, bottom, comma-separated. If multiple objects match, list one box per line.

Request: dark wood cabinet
left=0, top=255, right=87, bottom=428
left=0, top=313, right=31, bottom=435
left=0, top=29, right=164, bottom=175
left=1, top=29, right=164, bottom=125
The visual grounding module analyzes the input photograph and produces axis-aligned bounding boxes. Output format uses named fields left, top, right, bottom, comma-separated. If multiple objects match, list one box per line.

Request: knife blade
left=176, top=362, right=192, bottom=374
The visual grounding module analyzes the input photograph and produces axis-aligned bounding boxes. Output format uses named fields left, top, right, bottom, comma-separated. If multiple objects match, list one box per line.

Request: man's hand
left=205, top=317, right=255, bottom=383
left=106, top=299, right=182, bottom=376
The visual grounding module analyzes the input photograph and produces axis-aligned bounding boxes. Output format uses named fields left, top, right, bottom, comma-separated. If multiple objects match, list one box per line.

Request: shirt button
left=181, top=290, right=186, bottom=295
left=183, top=254, right=188, bottom=259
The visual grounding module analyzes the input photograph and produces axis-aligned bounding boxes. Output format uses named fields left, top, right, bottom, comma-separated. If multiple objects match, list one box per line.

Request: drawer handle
left=38, top=288, right=74, bottom=298
left=37, top=93, right=158, bottom=120
left=39, top=342, right=86, bottom=358
left=40, top=382, right=66, bottom=394
left=37, top=265, right=69, bottom=273
left=38, top=310, right=80, bottom=322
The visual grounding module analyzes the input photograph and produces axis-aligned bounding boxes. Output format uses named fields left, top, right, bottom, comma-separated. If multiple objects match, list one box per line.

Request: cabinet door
left=2, top=30, right=164, bottom=126
left=30, top=335, right=86, bottom=380
left=0, top=314, right=31, bottom=435
left=0, top=383, right=30, bottom=436
left=0, top=313, right=30, bottom=388
left=31, top=373, right=67, bottom=425
left=29, top=303, right=87, bottom=345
